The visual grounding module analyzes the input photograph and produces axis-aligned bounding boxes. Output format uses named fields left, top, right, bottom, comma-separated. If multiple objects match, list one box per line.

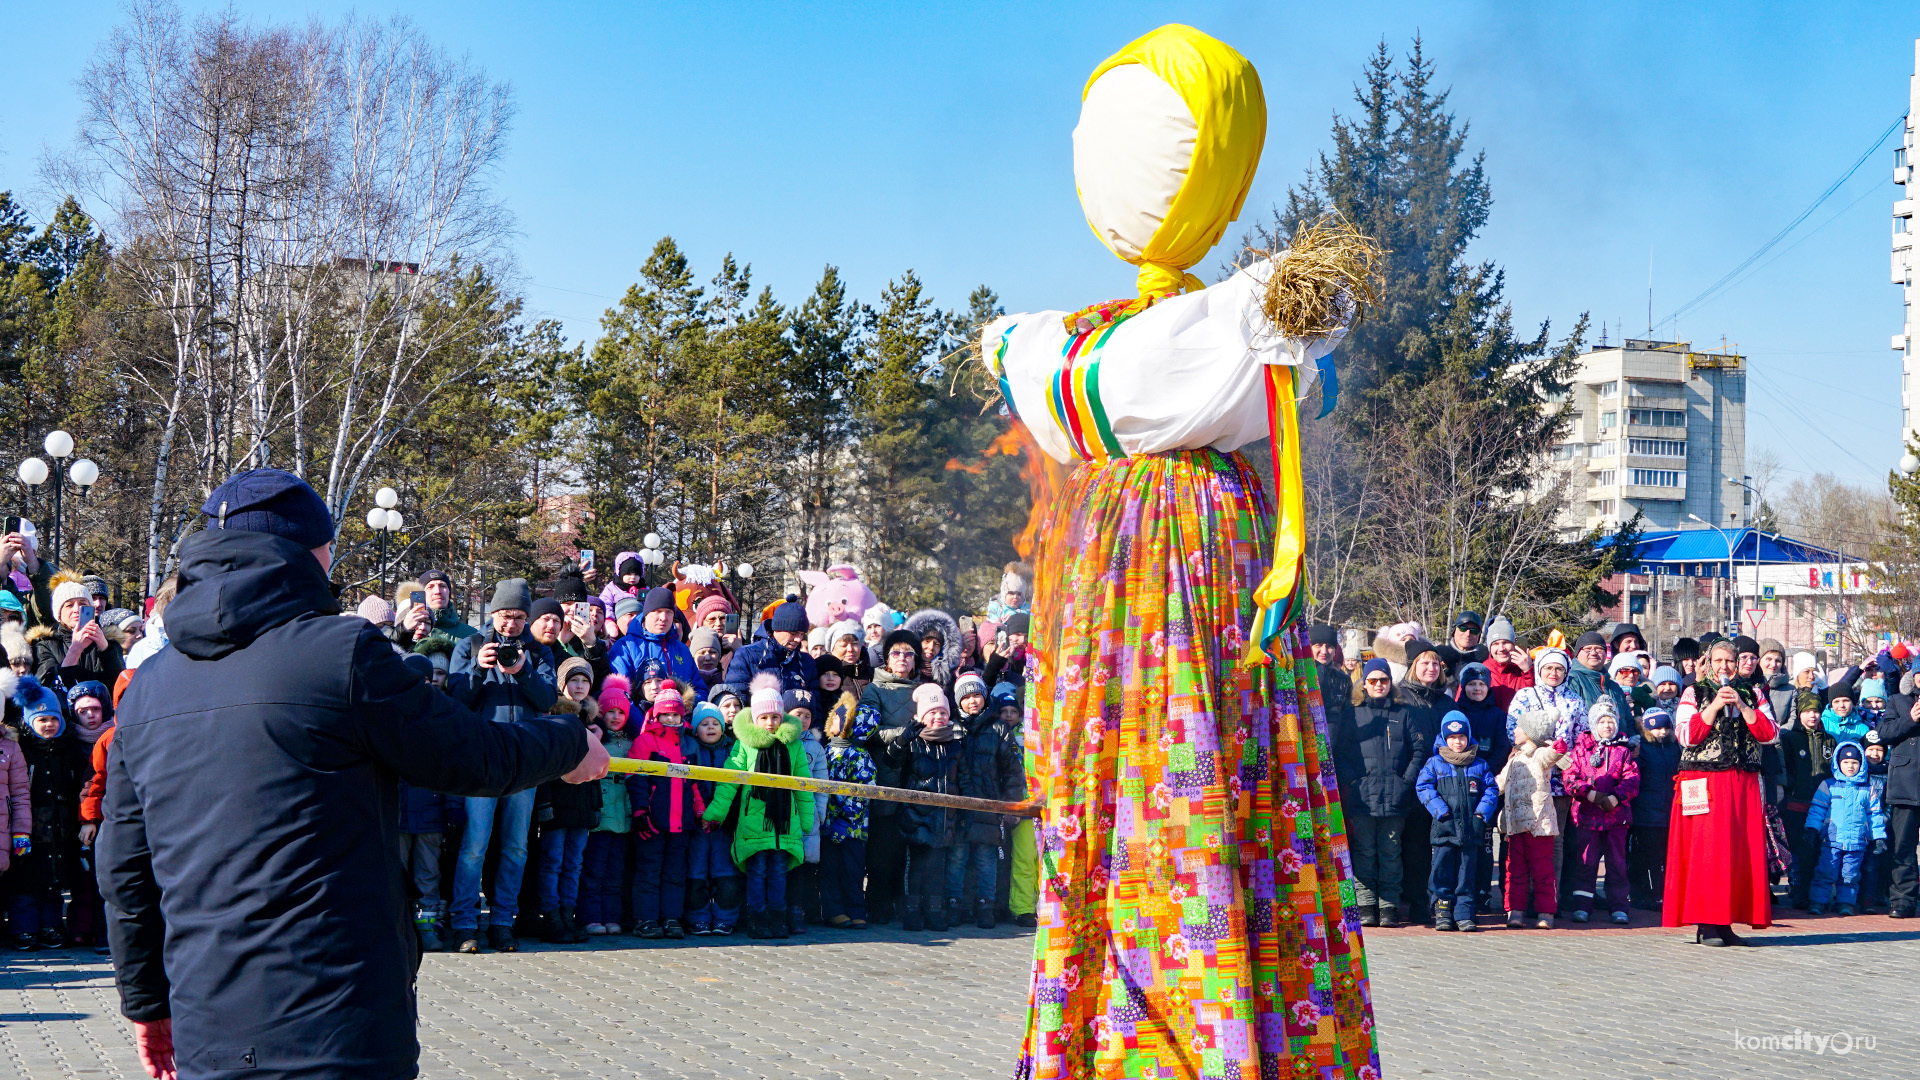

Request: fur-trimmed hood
left=731, top=709, right=801, bottom=750
left=904, top=608, right=962, bottom=673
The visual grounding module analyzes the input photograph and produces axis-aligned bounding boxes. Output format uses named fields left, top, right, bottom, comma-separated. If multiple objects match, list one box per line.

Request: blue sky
left=4, top=2, right=1916, bottom=489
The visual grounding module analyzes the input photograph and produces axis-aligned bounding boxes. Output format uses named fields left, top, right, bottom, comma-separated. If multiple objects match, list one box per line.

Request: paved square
left=2, top=917, right=1910, bottom=1078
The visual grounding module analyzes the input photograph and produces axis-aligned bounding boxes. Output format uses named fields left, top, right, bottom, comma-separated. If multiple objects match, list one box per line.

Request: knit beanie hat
left=1642, top=708, right=1674, bottom=731
left=693, top=594, right=734, bottom=625
left=782, top=687, right=815, bottom=716
left=528, top=597, right=564, bottom=623
left=1829, top=680, right=1857, bottom=704
left=1485, top=615, right=1516, bottom=644
left=12, top=675, right=64, bottom=733
left=556, top=655, right=594, bottom=689
left=1607, top=652, right=1643, bottom=676
left=770, top=599, right=809, bottom=635
left=1790, top=652, right=1819, bottom=679
left=1860, top=677, right=1887, bottom=702
left=1758, top=638, right=1786, bottom=660
left=202, top=468, right=335, bottom=550
left=357, top=595, right=396, bottom=625
left=1307, top=624, right=1339, bottom=647
left=1000, top=561, right=1032, bottom=598
left=688, top=628, right=722, bottom=654
left=1794, top=691, right=1822, bottom=715
left=693, top=701, right=725, bottom=731
left=1457, top=662, right=1491, bottom=687
left=1672, top=637, right=1701, bottom=663
left=862, top=603, right=894, bottom=628
left=1733, top=635, right=1760, bottom=657
left=639, top=586, right=674, bottom=616
left=1836, top=742, right=1864, bottom=765
left=707, top=682, right=744, bottom=707
left=1403, top=638, right=1441, bottom=670
left=418, top=569, right=453, bottom=588
left=828, top=618, right=862, bottom=646
left=487, top=578, right=532, bottom=614
left=1003, top=612, right=1030, bottom=636
left=953, top=671, right=988, bottom=702
left=807, top=627, right=829, bottom=651
left=1574, top=630, right=1609, bottom=654
left=614, top=596, right=645, bottom=621
left=652, top=683, right=686, bottom=715
left=913, top=682, right=949, bottom=720
left=552, top=565, right=589, bottom=603
left=1439, top=711, right=1471, bottom=740
left=597, top=674, right=634, bottom=719
left=1651, top=665, right=1683, bottom=688
left=52, top=579, right=90, bottom=616
left=1361, top=658, right=1393, bottom=682
left=750, top=673, right=785, bottom=717
left=881, top=627, right=921, bottom=662
left=1535, top=647, right=1571, bottom=673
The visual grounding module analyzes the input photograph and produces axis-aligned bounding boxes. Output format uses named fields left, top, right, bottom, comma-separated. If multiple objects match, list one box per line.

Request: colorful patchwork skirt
left=1018, top=449, right=1379, bottom=1080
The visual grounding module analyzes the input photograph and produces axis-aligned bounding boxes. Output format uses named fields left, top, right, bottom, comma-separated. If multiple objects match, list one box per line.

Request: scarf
left=920, top=722, right=959, bottom=743
left=746, top=742, right=793, bottom=832
left=1438, top=744, right=1478, bottom=767
left=1588, top=733, right=1628, bottom=769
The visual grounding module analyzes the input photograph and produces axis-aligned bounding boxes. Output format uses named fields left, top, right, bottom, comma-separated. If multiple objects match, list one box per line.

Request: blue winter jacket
left=1808, top=742, right=1887, bottom=851
left=448, top=632, right=558, bottom=726
left=1821, top=706, right=1873, bottom=745
left=608, top=623, right=706, bottom=698
left=722, top=619, right=818, bottom=696
left=1414, top=733, right=1500, bottom=847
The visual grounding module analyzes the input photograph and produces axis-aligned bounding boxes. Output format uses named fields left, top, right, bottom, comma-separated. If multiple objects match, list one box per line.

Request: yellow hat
left=1073, top=25, right=1266, bottom=300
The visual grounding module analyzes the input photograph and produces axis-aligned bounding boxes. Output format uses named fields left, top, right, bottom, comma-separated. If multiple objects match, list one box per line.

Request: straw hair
left=1252, top=213, right=1384, bottom=339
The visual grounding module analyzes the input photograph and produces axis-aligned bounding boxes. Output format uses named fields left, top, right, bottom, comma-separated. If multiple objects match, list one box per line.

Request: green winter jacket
left=702, top=712, right=815, bottom=870
left=595, top=731, right=634, bottom=832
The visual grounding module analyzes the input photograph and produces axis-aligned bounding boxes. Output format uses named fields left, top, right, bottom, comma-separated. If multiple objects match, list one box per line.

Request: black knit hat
left=1574, top=631, right=1609, bottom=653
left=1308, top=624, right=1339, bottom=647
left=882, top=627, right=921, bottom=660
left=1734, top=635, right=1761, bottom=657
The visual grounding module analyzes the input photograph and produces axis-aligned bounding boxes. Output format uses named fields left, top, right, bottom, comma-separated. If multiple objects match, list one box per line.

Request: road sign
left=1838, top=613, right=1850, bottom=627
left=1823, top=631, right=1839, bottom=646
left=1745, top=608, right=1766, bottom=632
left=1762, top=585, right=1776, bottom=601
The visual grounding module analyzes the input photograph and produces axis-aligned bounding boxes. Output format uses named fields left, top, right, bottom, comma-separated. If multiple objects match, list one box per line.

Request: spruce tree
left=851, top=271, right=945, bottom=605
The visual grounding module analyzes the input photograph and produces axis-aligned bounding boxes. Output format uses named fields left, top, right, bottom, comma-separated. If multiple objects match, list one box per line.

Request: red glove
left=133, top=1018, right=176, bottom=1080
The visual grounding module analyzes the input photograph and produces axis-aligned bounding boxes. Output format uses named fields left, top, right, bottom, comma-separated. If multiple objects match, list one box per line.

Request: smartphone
left=579, top=549, right=595, bottom=575
left=3, top=516, right=20, bottom=534
left=723, top=613, right=740, bottom=634
left=572, top=601, right=592, bottom=621
left=78, top=603, right=95, bottom=627
left=409, top=591, right=426, bottom=608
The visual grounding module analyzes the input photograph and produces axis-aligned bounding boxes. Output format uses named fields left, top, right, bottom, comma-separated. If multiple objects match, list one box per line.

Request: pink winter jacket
left=0, top=733, right=30, bottom=874
left=1561, top=733, right=1640, bottom=831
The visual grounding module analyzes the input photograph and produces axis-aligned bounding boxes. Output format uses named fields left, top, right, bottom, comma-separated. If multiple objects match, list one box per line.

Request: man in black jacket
left=1308, top=624, right=1352, bottom=728
left=1881, top=691, right=1920, bottom=918
left=98, top=470, right=607, bottom=1080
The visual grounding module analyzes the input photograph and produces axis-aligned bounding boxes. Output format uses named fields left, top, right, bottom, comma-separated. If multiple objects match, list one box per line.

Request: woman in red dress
left=1664, top=638, right=1778, bottom=945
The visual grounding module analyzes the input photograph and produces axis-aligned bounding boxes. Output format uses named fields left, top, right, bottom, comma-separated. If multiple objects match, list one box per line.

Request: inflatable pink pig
left=798, top=565, right=879, bottom=628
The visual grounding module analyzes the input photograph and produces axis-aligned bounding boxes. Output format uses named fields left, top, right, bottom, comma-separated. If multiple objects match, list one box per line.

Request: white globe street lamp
left=376, top=486, right=399, bottom=509
left=43, top=430, right=74, bottom=459
left=69, top=459, right=99, bottom=489
left=17, top=431, right=102, bottom=568
left=17, top=458, right=47, bottom=486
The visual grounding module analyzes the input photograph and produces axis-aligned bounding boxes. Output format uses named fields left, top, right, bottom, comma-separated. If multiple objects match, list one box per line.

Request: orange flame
left=944, top=418, right=1065, bottom=561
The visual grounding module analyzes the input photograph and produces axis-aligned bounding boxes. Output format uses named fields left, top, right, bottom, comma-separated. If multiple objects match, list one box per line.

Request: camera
left=492, top=640, right=521, bottom=669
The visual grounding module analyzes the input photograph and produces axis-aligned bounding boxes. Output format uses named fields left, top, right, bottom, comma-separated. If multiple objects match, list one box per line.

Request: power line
left=1655, top=114, right=1903, bottom=332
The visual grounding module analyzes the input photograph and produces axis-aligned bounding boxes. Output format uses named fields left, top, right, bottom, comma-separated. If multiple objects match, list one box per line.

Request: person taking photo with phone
left=1, top=521, right=53, bottom=628
left=33, top=573, right=126, bottom=690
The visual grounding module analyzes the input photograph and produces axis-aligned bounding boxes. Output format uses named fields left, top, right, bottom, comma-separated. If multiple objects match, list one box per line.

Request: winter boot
left=901, top=898, right=926, bottom=932
left=416, top=907, right=445, bottom=952
left=1376, top=904, right=1403, bottom=929
left=1357, top=905, right=1380, bottom=927
left=454, top=929, right=484, bottom=954
left=487, top=925, right=518, bottom=952
left=1432, top=900, right=1455, bottom=932
left=541, top=912, right=569, bottom=945
left=976, top=899, right=996, bottom=929
left=663, top=918, right=686, bottom=940
left=1013, top=913, right=1037, bottom=928
left=1505, top=910, right=1524, bottom=929
left=928, top=897, right=950, bottom=932
left=636, top=919, right=664, bottom=939
left=748, top=910, right=773, bottom=940
left=946, top=897, right=964, bottom=928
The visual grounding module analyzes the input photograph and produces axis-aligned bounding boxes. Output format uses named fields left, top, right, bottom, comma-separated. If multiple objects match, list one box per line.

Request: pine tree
left=926, top=285, right=1025, bottom=608
left=851, top=271, right=945, bottom=606
left=784, top=265, right=862, bottom=571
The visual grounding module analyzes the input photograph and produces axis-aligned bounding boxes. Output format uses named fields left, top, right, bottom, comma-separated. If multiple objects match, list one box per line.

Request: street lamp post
left=365, top=487, right=404, bottom=594
left=16, top=430, right=101, bottom=569
left=1689, top=512, right=1737, bottom=636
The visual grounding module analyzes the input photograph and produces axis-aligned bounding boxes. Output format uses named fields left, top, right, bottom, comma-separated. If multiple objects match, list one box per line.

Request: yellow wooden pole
left=606, top=756, right=1039, bottom=818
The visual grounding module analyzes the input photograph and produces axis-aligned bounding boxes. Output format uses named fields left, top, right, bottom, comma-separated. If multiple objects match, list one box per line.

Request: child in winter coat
left=1821, top=681, right=1871, bottom=743
left=886, top=683, right=965, bottom=933
left=953, top=671, right=1022, bottom=929
left=534, top=690, right=602, bottom=943
left=1561, top=701, right=1640, bottom=924
left=1497, top=711, right=1563, bottom=928
left=684, top=702, right=742, bottom=934
left=701, top=674, right=815, bottom=940
left=1862, top=731, right=1892, bottom=911
left=0, top=670, right=30, bottom=880
left=1416, top=712, right=1500, bottom=931
left=822, top=692, right=880, bottom=929
left=627, top=683, right=703, bottom=939
left=1628, top=708, right=1682, bottom=911
left=1805, top=741, right=1886, bottom=916
left=1783, top=690, right=1836, bottom=910
left=1649, top=666, right=1683, bottom=715
left=580, top=675, right=634, bottom=935
left=784, top=687, right=828, bottom=934
left=8, top=675, right=86, bottom=948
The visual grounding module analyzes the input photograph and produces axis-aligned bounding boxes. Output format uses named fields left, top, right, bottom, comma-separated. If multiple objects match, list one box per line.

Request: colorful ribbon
left=1244, top=364, right=1310, bottom=666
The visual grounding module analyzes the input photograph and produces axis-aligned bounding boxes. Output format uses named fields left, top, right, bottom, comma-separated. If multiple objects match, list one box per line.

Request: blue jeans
left=450, top=788, right=536, bottom=930
left=537, top=826, right=590, bottom=917
left=1812, top=844, right=1866, bottom=906
left=743, top=850, right=788, bottom=913
left=686, top=829, right=741, bottom=930
left=947, top=841, right=1000, bottom=905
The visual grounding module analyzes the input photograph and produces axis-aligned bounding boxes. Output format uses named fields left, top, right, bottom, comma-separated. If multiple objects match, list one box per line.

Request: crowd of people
left=1315, top=613, right=1919, bottom=938
left=0, top=536, right=1040, bottom=953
